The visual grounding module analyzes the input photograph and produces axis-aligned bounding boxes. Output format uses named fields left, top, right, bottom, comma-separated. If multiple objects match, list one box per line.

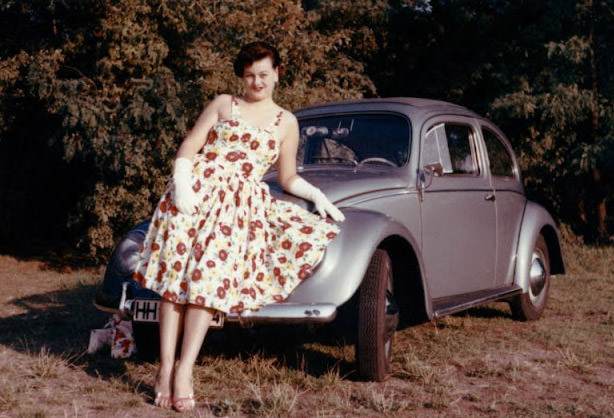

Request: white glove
left=173, top=157, right=199, bottom=215
left=287, top=177, right=345, bottom=222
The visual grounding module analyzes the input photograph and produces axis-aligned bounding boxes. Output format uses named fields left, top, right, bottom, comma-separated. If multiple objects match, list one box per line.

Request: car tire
left=510, top=234, right=550, bottom=321
left=132, top=321, right=160, bottom=361
left=356, top=249, right=399, bottom=381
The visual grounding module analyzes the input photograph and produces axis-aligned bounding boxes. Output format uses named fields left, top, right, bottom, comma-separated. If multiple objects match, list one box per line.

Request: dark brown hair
left=233, top=41, right=281, bottom=77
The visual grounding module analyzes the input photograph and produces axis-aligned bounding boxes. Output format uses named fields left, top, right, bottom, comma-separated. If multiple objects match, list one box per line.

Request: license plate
left=132, top=299, right=224, bottom=328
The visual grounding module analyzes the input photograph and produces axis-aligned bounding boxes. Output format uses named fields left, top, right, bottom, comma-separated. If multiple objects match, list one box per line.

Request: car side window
left=444, top=124, right=479, bottom=175
left=483, top=128, right=514, bottom=178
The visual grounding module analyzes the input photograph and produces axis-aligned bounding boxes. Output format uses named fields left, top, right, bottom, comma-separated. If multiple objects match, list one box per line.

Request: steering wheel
left=357, top=157, right=397, bottom=168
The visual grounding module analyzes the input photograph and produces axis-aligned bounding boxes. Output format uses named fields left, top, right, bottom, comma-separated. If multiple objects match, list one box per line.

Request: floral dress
left=133, top=97, right=340, bottom=314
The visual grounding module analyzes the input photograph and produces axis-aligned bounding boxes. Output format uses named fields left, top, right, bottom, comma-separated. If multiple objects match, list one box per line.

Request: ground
left=0, top=243, right=612, bottom=417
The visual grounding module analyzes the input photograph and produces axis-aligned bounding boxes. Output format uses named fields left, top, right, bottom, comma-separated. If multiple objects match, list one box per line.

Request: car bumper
left=94, top=283, right=337, bottom=327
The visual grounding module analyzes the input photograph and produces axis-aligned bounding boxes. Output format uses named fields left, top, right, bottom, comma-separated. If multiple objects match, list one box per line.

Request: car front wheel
left=510, top=234, right=550, bottom=321
left=356, top=249, right=399, bottom=381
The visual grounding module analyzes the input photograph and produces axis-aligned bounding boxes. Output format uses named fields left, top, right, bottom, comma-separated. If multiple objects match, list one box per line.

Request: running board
left=432, top=286, right=522, bottom=318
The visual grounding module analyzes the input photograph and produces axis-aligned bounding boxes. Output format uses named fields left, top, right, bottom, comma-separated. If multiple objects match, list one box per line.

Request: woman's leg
left=172, top=304, right=214, bottom=410
left=155, top=299, right=184, bottom=408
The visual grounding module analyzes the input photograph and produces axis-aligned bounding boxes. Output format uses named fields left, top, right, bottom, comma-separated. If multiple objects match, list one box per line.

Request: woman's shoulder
left=277, top=106, right=298, bottom=126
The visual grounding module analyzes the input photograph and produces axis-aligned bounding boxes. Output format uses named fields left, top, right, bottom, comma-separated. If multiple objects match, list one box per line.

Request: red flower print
left=163, top=291, right=178, bottom=303
left=250, top=141, right=260, bottom=150
left=195, top=295, right=206, bottom=306
left=220, top=225, right=232, bottom=236
left=273, top=295, right=284, bottom=302
left=228, top=120, right=239, bottom=127
left=230, top=302, right=244, bottom=313
left=235, top=192, right=241, bottom=206
left=327, top=231, right=338, bottom=239
left=176, top=242, right=186, bottom=255
left=206, top=130, right=217, bottom=144
left=282, top=240, right=292, bottom=250
left=205, top=152, right=217, bottom=161
left=203, top=167, right=214, bottom=178
left=206, top=232, right=216, bottom=245
left=278, top=256, right=287, bottom=263
left=299, top=265, right=311, bottom=280
left=170, top=205, right=179, bottom=216
left=133, top=272, right=144, bottom=285
left=180, top=281, right=188, bottom=293
left=238, top=217, right=244, bottom=229
left=290, top=216, right=302, bottom=222
left=188, top=228, right=197, bottom=238
left=233, top=278, right=238, bottom=288
left=163, top=230, right=169, bottom=241
left=299, top=242, right=312, bottom=252
left=154, top=219, right=160, bottom=228
left=191, top=269, right=202, bottom=281
left=198, top=219, right=206, bottom=229
left=193, top=179, right=201, bottom=193
left=219, top=249, right=228, bottom=261
left=243, top=271, right=250, bottom=279
left=223, top=278, right=230, bottom=290
left=278, top=276, right=286, bottom=286
left=241, top=133, right=251, bottom=142
left=160, top=201, right=167, bottom=213
left=300, top=226, right=313, bottom=234
left=254, top=220, right=263, bottom=229
left=273, top=267, right=281, bottom=276
left=151, top=242, right=160, bottom=251
left=207, top=260, right=216, bottom=268
left=219, top=190, right=226, bottom=203
left=248, top=231, right=255, bottom=241
left=268, top=139, right=276, bottom=150
left=217, top=287, right=226, bottom=299
left=173, top=261, right=182, bottom=272
left=156, top=271, right=163, bottom=282
left=295, top=251, right=304, bottom=258
left=256, top=272, right=264, bottom=281
left=230, top=134, right=239, bottom=142
left=226, top=151, right=239, bottom=162
left=239, top=151, right=247, bottom=159
left=160, top=261, right=167, bottom=273
left=241, top=288, right=250, bottom=295
left=242, top=162, right=253, bottom=176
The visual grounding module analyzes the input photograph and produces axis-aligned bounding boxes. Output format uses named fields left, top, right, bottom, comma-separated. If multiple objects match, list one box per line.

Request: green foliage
left=0, top=0, right=375, bottom=260
left=1, top=0, right=613, bottom=260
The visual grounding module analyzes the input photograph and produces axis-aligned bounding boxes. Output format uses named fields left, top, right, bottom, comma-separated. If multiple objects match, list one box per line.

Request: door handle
left=485, top=193, right=496, bottom=201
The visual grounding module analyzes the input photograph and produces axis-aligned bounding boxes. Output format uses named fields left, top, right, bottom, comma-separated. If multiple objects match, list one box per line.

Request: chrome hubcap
left=528, top=252, right=547, bottom=304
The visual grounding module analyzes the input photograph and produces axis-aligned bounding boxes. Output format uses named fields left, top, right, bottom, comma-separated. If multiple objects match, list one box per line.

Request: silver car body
left=243, top=97, right=564, bottom=323
left=98, top=97, right=564, bottom=328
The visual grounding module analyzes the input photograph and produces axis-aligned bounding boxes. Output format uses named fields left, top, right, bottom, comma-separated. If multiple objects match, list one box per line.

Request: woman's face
left=242, top=57, right=278, bottom=102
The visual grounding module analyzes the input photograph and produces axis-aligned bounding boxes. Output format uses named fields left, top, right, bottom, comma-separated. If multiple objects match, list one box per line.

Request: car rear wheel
left=356, top=249, right=399, bottom=381
left=510, top=234, right=550, bottom=321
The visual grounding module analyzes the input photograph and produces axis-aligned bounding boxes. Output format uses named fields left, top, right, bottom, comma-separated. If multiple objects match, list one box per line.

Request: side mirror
left=423, top=162, right=444, bottom=177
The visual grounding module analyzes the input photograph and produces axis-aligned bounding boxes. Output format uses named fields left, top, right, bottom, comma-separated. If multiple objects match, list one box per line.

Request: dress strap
left=230, top=96, right=241, bottom=119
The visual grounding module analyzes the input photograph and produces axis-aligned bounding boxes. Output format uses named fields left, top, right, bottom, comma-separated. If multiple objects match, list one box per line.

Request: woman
left=133, top=41, right=344, bottom=412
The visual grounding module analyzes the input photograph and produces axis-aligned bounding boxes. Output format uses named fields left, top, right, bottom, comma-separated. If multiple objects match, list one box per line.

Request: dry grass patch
left=1, top=242, right=614, bottom=417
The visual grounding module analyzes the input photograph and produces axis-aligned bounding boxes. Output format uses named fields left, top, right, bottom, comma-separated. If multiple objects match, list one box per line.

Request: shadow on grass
left=0, top=283, right=359, bottom=387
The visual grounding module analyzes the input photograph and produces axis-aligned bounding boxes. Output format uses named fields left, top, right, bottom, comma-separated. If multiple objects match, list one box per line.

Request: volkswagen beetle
left=94, top=97, right=564, bottom=381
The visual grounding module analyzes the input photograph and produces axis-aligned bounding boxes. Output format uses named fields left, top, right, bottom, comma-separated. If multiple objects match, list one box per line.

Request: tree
left=0, top=0, right=375, bottom=260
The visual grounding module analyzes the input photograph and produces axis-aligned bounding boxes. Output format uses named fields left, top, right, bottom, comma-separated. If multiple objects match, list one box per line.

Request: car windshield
left=297, top=114, right=411, bottom=167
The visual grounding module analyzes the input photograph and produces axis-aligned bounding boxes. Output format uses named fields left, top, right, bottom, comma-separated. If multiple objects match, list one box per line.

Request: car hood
left=264, top=165, right=410, bottom=209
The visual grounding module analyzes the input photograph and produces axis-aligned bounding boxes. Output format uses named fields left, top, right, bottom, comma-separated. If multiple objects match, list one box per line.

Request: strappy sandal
left=154, top=392, right=172, bottom=409
left=153, top=371, right=173, bottom=409
left=172, top=393, right=195, bottom=412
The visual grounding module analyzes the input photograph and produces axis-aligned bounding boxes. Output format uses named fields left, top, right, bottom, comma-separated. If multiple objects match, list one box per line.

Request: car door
left=419, top=117, right=497, bottom=299
left=481, top=124, right=526, bottom=288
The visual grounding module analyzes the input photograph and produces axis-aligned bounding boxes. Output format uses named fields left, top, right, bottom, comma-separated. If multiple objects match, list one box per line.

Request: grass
left=0, top=242, right=613, bottom=417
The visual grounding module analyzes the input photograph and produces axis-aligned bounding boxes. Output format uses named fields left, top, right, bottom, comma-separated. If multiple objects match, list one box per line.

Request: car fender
left=285, top=207, right=426, bottom=308
left=515, top=200, right=565, bottom=292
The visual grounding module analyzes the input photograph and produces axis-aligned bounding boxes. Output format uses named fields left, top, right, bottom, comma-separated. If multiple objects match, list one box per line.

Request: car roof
left=295, top=97, right=480, bottom=120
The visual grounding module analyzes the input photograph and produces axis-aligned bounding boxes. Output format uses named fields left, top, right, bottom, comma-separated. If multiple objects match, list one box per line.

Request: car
left=94, top=97, right=565, bottom=381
